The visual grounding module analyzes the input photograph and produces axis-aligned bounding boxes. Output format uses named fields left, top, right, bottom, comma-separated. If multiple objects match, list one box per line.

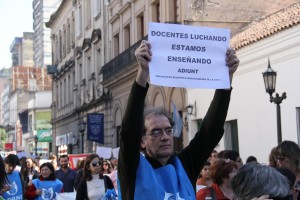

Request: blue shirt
left=55, top=168, right=76, bottom=192
left=2, top=171, right=23, bottom=200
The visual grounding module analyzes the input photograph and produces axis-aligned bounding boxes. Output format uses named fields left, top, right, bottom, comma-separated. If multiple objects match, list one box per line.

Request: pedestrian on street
left=25, top=162, right=63, bottom=200
left=76, top=154, right=114, bottom=200
left=118, top=40, right=239, bottom=199
left=56, top=155, right=76, bottom=192
left=2, top=154, right=24, bottom=199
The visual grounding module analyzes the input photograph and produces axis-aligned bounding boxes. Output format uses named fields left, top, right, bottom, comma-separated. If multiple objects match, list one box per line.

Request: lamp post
left=34, top=135, right=38, bottom=156
left=186, top=101, right=197, bottom=116
left=78, top=120, right=86, bottom=153
left=262, top=59, right=287, bottom=144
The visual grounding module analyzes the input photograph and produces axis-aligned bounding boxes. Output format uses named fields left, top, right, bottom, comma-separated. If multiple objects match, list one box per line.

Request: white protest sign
left=148, top=22, right=230, bottom=89
left=96, top=146, right=112, bottom=159
left=112, top=147, right=120, bottom=159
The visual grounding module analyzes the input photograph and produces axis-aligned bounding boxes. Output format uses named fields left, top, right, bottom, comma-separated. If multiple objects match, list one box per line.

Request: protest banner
left=96, top=146, right=112, bottom=159
left=69, top=154, right=90, bottom=170
left=148, top=22, right=230, bottom=89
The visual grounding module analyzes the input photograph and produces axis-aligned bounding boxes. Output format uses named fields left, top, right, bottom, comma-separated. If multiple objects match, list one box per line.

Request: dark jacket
left=118, top=81, right=231, bottom=200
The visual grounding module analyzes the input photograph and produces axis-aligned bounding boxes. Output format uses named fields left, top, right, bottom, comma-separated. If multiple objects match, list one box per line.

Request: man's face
left=5, top=163, right=16, bottom=174
left=59, top=157, right=69, bottom=169
left=142, top=113, right=174, bottom=163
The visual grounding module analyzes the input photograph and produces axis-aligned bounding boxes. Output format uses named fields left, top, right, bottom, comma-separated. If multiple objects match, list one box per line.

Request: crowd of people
left=0, top=153, right=118, bottom=200
left=0, top=39, right=299, bottom=200
left=196, top=147, right=299, bottom=200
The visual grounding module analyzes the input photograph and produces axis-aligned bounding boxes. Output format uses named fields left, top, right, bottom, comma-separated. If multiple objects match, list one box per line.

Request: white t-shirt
left=87, top=174, right=105, bottom=200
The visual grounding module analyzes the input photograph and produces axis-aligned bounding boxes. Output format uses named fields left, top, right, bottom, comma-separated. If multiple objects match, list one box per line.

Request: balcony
left=102, top=37, right=147, bottom=81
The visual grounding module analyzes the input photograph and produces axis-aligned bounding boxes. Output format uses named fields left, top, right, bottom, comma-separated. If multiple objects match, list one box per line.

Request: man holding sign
left=118, top=37, right=239, bottom=199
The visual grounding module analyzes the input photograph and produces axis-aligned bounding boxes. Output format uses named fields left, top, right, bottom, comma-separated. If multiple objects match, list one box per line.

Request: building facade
left=46, top=0, right=110, bottom=155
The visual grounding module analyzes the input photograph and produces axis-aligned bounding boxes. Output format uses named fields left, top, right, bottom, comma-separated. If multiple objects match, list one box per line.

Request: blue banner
left=87, top=113, right=104, bottom=144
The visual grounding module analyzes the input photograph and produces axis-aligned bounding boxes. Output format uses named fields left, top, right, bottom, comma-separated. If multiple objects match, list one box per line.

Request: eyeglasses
left=147, top=127, right=174, bottom=137
left=275, top=156, right=288, bottom=162
left=90, top=161, right=101, bottom=167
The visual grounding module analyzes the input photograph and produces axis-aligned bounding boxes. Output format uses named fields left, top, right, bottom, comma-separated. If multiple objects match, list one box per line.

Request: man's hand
left=135, top=40, right=152, bottom=87
left=226, top=48, right=240, bottom=85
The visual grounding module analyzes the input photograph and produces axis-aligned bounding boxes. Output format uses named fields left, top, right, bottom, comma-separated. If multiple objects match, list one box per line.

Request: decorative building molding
left=82, top=38, right=92, bottom=52
left=91, top=29, right=102, bottom=43
left=75, top=46, right=82, bottom=59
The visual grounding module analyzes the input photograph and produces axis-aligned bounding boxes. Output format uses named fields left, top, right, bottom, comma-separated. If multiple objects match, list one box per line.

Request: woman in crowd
left=275, top=140, right=300, bottom=199
left=0, top=156, right=9, bottom=197
left=21, top=157, right=39, bottom=190
left=24, top=162, right=63, bottom=200
left=76, top=154, right=114, bottom=200
left=196, top=161, right=213, bottom=192
left=101, top=159, right=112, bottom=175
left=196, top=159, right=237, bottom=200
left=231, top=163, right=290, bottom=200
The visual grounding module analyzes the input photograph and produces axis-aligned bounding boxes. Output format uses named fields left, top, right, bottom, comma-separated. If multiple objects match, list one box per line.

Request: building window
left=67, top=20, right=70, bottom=49
left=124, top=24, right=130, bottom=49
left=137, top=13, right=144, bottom=41
left=168, top=0, right=179, bottom=23
left=113, top=33, right=119, bottom=57
left=87, top=56, right=91, bottom=79
left=63, top=79, right=66, bottom=106
left=79, top=63, right=83, bottom=82
left=94, top=0, right=101, bottom=17
left=196, top=118, right=203, bottom=131
left=63, top=26, right=66, bottom=55
left=59, top=82, right=62, bottom=109
left=59, top=32, right=62, bottom=60
left=85, top=0, right=91, bottom=27
left=68, top=75, right=71, bottom=104
left=56, top=84, right=59, bottom=109
left=151, top=1, right=160, bottom=22
left=224, top=119, right=239, bottom=152
left=96, top=48, right=101, bottom=69
left=71, top=14, right=75, bottom=44
left=76, top=6, right=82, bottom=36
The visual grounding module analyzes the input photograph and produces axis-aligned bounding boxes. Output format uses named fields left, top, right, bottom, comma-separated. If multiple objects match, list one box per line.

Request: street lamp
left=78, top=120, right=86, bottom=153
left=34, top=135, right=38, bottom=156
left=262, top=59, right=287, bottom=144
left=186, top=101, right=197, bottom=116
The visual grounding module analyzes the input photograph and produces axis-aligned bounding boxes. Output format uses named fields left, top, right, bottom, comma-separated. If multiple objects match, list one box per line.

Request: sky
left=0, top=0, right=33, bottom=69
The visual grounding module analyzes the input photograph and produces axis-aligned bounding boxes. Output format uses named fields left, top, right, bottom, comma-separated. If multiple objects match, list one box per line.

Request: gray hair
left=142, top=106, right=173, bottom=134
left=232, top=163, right=290, bottom=200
